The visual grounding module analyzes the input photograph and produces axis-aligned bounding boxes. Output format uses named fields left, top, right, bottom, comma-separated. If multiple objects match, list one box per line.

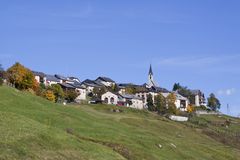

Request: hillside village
left=32, top=64, right=207, bottom=112
left=0, top=62, right=220, bottom=118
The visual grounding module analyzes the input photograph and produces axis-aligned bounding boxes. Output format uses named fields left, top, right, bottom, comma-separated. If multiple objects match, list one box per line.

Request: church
left=135, top=65, right=189, bottom=111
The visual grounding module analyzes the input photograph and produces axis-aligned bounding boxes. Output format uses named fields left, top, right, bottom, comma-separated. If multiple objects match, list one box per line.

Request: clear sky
left=1, top=0, right=240, bottom=116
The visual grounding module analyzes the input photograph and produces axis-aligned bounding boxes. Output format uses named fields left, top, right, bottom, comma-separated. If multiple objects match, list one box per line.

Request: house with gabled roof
left=95, top=76, right=116, bottom=87
left=81, top=79, right=103, bottom=93
left=68, top=77, right=81, bottom=83
left=45, top=74, right=61, bottom=86
left=101, top=91, right=144, bottom=109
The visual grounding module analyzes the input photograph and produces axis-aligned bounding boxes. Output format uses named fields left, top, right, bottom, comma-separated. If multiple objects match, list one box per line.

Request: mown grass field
left=0, top=86, right=240, bottom=160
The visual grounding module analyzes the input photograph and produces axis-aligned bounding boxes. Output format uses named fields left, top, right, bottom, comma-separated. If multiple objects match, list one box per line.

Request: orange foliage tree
left=7, top=62, right=36, bottom=90
left=43, top=90, right=56, bottom=102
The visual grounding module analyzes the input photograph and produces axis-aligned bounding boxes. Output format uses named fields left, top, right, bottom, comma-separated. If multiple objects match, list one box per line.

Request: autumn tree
left=166, top=93, right=177, bottom=114
left=43, top=90, right=56, bottom=102
left=187, top=104, right=195, bottom=113
left=6, top=62, right=35, bottom=90
left=207, top=93, right=221, bottom=111
left=155, top=93, right=166, bottom=114
left=147, top=94, right=155, bottom=111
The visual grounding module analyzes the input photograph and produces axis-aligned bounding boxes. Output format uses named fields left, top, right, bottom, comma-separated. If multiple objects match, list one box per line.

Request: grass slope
left=0, top=86, right=240, bottom=160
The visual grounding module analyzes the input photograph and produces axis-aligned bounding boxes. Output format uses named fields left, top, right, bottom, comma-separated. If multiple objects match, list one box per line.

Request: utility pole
left=227, top=104, right=230, bottom=115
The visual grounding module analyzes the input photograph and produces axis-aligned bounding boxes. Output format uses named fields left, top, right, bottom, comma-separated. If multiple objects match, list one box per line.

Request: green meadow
left=0, top=86, right=240, bottom=160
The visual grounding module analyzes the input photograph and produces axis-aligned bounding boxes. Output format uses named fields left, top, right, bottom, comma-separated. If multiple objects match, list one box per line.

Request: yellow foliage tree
left=44, top=90, right=56, bottom=102
left=187, top=104, right=195, bottom=113
left=166, top=93, right=177, bottom=114
left=7, top=62, right=35, bottom=90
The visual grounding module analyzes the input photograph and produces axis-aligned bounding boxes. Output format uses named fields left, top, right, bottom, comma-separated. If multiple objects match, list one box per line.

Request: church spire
left=147, top=64, right=157, bottom=88
left=149, top=64, right=153, bottom=75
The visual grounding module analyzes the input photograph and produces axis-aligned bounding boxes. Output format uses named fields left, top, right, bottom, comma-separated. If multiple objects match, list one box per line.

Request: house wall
left=135, top=92, right=158, bottom=105
left=175, top=99, right=188, bottom=111
left=35, top=76, right=40, bottom=83
left=46, top=81, right=58, bottom=86
left=75, top=88, right=87, bottom=102
left=130, top=99, right=144, bottom=110
left=101, top=92, right=118, bottom=105
left=195, top=95, right=200, bottom=106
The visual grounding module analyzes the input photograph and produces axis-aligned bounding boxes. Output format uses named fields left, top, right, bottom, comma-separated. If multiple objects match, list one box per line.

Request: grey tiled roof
left=96, top=77, right=115, bottom=83
left=55, top=74, right=68, bottom=81
left=46, top=75, right=61, bottom=82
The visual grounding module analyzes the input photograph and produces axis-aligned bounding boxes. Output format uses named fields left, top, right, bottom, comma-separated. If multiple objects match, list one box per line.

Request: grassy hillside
left=0, top=86, right=240, bottom=160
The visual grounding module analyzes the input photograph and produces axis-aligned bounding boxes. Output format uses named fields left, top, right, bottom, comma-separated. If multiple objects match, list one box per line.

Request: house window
left=110, top=97, right=114, bottom=104
left=104, top=98, right=108, bottom=104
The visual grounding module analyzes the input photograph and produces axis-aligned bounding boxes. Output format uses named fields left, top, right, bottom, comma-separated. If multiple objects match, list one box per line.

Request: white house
left=45, top=75, right=61, bottom=86
left=95, top=77, right=115, bottom=87
left=135, top=91, right=158, bottom=107
left=59, top=82, right=87, bottom=103
left=101, top=92, right=144, bottom=109
left=81, top=79, right=103, bottom=93
left=101, top=91, right=119, bottom=105
left=120, top=94, right=144, bottom=109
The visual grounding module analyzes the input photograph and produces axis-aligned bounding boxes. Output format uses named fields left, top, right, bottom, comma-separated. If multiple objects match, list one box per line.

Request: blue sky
left=1, top=0, right=240, bottom=116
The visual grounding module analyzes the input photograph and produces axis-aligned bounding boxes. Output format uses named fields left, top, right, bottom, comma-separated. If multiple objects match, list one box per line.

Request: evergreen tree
left=173, top=83, right=181, bottom=91
left=147, top=94, right=155, bottom=111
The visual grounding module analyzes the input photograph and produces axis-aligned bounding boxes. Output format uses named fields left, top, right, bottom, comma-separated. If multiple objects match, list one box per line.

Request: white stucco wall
left=75, top=88, right=87, bottom=101
left=46, top=81, right=58, bottom=86
left=135, top=92, right=158, bottom=105
left=101, top=92, right=119, bottom=105
left=34, top=76, right=40, bottom=83
left=130, top=99, right=144, bottom=109
left=195, top=95, right=200, bottom=106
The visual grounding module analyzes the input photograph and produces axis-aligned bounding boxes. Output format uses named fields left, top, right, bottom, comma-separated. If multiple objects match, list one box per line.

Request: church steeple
left=147, top=64, right=157, bottom=88
left=149, top=64, right=153, bottom=76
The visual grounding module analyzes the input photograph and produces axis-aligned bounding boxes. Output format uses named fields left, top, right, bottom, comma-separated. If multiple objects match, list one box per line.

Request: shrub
left=64, top=90, right=78, bottom=103
left=43, top=90, right=56, bottom=102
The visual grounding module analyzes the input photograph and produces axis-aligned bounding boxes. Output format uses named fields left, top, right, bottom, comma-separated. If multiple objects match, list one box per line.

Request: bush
left=43, top=90, right=56, bottom=102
